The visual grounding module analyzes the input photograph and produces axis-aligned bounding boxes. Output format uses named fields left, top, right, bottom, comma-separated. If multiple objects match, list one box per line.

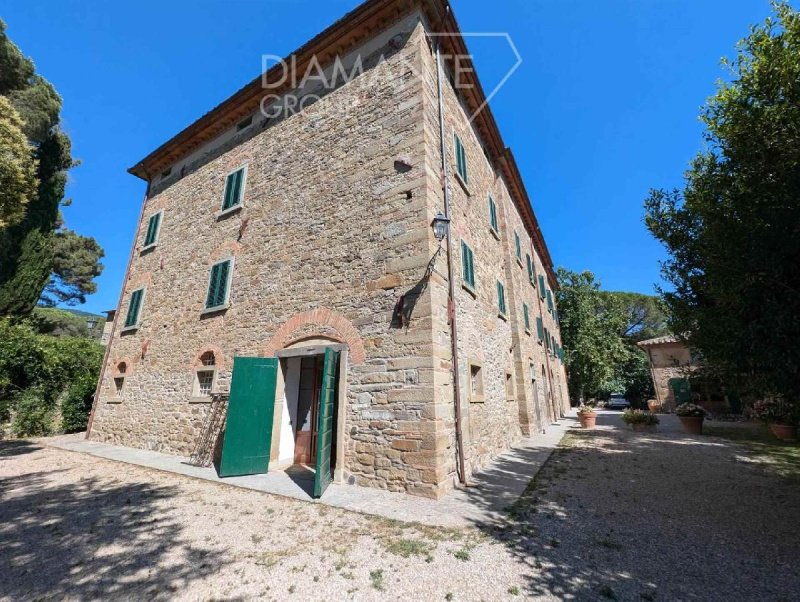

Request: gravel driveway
left=1, top=414, right=798, bottom=601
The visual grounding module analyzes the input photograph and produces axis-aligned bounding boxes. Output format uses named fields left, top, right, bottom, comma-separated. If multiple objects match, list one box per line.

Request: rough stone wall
left=647, top=343, right=694, bottom=410
left=92, top=18, right=453, bottom=499
left=418, top=31, right=569, bottom=482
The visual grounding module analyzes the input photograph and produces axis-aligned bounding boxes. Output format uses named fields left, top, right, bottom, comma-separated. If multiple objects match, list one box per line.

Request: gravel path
left=1, top=414, right=797, bottom=601
left=496, top=411, right=800, bottom=601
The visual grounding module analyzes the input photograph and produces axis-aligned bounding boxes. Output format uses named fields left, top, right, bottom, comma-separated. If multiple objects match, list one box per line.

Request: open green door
left=313, top=348, right=339, bottom=498
left=669, top=377, right=692, bottom=405
left=218, top=356, right=278, bottom=477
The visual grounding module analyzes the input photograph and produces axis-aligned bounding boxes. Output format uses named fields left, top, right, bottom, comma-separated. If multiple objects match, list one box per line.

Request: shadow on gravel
left=467, top=421, right=800, bottom=601
left=0, top=467, right=228, bottom=599
left=0, top=439, right=42, bottom=458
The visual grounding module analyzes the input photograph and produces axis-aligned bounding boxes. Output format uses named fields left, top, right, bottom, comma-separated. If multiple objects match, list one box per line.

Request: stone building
left=637, top=335, right=694, bottom=411
left=87, top=0, right=569, bottom=499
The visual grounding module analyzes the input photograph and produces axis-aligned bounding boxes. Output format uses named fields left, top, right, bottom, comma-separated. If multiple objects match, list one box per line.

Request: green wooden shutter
left=536, top=316, right=544, bottom=341
left=538, top=274, right=545, bottom=296
left=313, top=348, right=340, bottom=498
left=461, top=241, right=475, bottom=289
left=206, top=260, right=231, bottom=309
left=546, top=289, right=554, bottom=312
left=523, top=303, right=530, bottom=331
left=144, top=212, right=160, bottom=246
left=514, top=232, right=521, bottom=259
left=218, top=356, right=278, bottom=477
left=527, top=254, right=533, bottom=282
left=489, top=196, right=498, bottom=232
left=222, top=169, right=244, bottom=210
left=454, top=135, right=468, bottom=184
left=544, top=327, right=550, bottom=350
left=497, top=281, right=506, bottom=315
left=124, top=289, right=143, bottom=328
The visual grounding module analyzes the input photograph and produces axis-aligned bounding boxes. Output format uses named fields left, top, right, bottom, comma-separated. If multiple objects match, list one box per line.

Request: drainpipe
left=435, top=41, right=467, bottom=486
left=86, top=177, right=152, bottom=437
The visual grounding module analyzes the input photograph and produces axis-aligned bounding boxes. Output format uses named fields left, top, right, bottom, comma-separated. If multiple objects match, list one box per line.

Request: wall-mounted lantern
left=431, top=212, right=450, bottom=242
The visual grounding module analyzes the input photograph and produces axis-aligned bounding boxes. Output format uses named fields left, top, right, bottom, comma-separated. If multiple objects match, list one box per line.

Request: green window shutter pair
left=461, top=241, right=475, bottom=289
left=538, top=274, right=545, bottom=297
left=544, top=327, right=551, bottom=350
left=454, top=134, right=468, bottom=184
left=124, top=289, right=144, bottom=328
left=536, top=317, right=544, bottom=341
left=523, top=303, right=530, bottom=331
left=546, top=289, right=554, bottom=313
left=488, top=196, right=498, bottom=232
left=206, top=260, right=232, bottom=309
left=222, top=168, right=245, bottom=210
left=526, top=254, right=534, bottom=283
left=496, top=281, right=507, bottom=315
left=514, top=232, right=521, bottom=260
left=144, top=212, right=161, bottom=247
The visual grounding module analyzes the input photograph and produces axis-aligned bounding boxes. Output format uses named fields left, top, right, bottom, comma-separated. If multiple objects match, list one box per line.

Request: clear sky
left=0, top=0, right=773, bottom=313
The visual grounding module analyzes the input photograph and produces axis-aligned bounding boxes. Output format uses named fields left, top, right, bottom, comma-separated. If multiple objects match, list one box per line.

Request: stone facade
left=638, top=336, right=695, bottom=411
left=89, top=1, right=569, bottom=499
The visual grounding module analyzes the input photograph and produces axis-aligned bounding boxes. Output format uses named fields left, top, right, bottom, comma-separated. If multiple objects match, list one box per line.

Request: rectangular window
left=546, top=289, right=554, bottom=313
left=221, top=167, right=246, bottom=211
left=205, top=259, right=232, bottom=310
left=523, top=303, right=531, bottom=332
left=488, top=195, right=498, bottom=233
left=526, top=254, right=534, bottom=284
left=469, top=363, right=484, bottom=401
left=514, top=231, right=521, bottom=261
left=538, top=274, right=546, bottom=298
left=545, top=327, right=551, bottom=350
left=454, top=134, right=468, bottom=184
left=114, top=377, right=124, bottom=395
left=496, top=281, right=507, bottom=316
left=195, top=370, right=215, bottom=396
left=505, top=371, right=514, bottom=400
left=536, top=316, right=544, bottom=342
left=124, top=288, right=144, bottom=329
left=143, top=211, right=162, bottom=247
left=461, top=241, right=475, bottom=290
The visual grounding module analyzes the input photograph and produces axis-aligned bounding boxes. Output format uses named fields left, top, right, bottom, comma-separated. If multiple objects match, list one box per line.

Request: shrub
left=0, top=318, right=103, bottom=436
left=751, top=398, right=797, bottom=426
left=621, top=409, right=659, bottom=425
left=61, top=374, right=97, bottom=433
left=675, top=403, right=707, bottom=418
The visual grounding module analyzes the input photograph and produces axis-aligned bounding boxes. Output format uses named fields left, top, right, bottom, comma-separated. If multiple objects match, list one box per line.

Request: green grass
left=369, top=569, right=385, bottom=591
left=382, top=537, right=434, bottom=559
left=704, top=424, right=800, bottom=479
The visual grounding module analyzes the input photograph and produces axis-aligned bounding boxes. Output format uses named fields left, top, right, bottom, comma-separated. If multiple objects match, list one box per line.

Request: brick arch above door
left=263, top=308, right=366, bottom=364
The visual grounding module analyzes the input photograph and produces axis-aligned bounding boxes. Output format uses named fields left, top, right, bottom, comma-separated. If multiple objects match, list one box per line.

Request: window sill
left=120, top=325, right=139, bottom=334
left=140, top=243, right=157, bottom=254
left=106, top=399, right=122, bottom=404
left=462, top=282, right=477, bottom=298
left=516, top=257, right=523, bottom=268
left=489, top=227, right=500, bottom=241
left=454, top=172, right=471, bottom=196
left=201, top=304, right=229, bottom=316
left=189, top=396, right=214, bottom=404
left=525, top=329, right=531, bottom=336
left=469, top=395, right=485, bottom=403
left=216, top=204, right=242, bottom=219
left=498, top=312, right=508, bottom=321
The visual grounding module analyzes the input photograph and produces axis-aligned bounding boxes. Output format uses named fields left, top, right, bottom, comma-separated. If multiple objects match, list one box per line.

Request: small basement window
left=505, top=371, right=515, bottom=400
left=469, top=363, right=484, bottom=401
left=193, top=351, right=217, bottom=398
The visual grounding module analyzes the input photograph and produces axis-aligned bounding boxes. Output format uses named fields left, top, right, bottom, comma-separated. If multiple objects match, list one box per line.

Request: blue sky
left=0, top=0, right=772, bottom=313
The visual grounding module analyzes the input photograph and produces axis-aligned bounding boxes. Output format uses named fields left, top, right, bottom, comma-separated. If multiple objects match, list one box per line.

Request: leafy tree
left=0, top=20, right=103, bottom=315
left=604, top=291, right=669, bottom=343
left=556, top=268, right=628, bottom=403
left=644, top=2, right=800, bottom=408
left=41, top=228, right=105, bottom=306
left=0, top=95, right=37, bottom=229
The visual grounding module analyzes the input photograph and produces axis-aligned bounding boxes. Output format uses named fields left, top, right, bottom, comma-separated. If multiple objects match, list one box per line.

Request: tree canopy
left=0, top=19, right=103, bottom=315
left=644, top=2, right=800, bottom=406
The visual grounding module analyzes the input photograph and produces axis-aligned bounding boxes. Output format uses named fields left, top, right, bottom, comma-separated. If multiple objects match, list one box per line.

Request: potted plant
left=621, top=409, right=660, bottom=433
left=752, top=398, right=798, bottom=441
left=675, top=403, right=706, bottom=435
left=647, top=399, right=662, bottom=413
left=577, top=404, right=597, bottom=429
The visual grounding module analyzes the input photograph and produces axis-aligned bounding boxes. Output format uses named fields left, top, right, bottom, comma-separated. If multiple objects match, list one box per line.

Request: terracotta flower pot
left=678, top=415, right=704, bottom=435
left=578, top=412, right=597, bottom=429
left=769, top=423, right=798, bottom=441
left=631, top=423, right=657, bottom=433
left=647, top=400, right=662, bottom=413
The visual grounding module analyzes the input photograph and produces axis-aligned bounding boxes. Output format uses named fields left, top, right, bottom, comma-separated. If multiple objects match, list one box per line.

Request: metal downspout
left=435, top=42, right=467, bottom=486
left=86, top=178, right=152, bottom=437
